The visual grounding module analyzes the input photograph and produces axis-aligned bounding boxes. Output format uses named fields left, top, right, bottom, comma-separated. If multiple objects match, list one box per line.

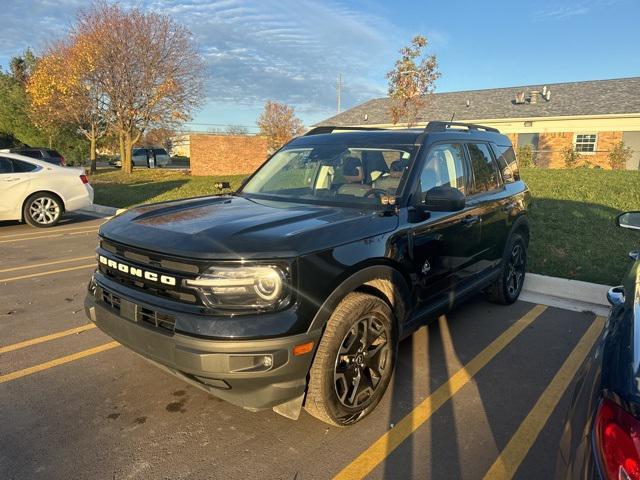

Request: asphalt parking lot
left=0, top=214, right=605, bottom=480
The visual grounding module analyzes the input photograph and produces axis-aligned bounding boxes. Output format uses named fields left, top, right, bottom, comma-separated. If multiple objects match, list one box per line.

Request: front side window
left=240, top=144, right=414, bottom=206
left=575, top=134, right=597, bottom=153
left=468, top=143, right=500, bottom=194
left=419, top=143, right=468, bottom=195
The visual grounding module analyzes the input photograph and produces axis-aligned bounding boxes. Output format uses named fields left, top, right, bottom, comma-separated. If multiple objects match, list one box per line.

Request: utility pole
left=337, top=73, right=342, bottom=113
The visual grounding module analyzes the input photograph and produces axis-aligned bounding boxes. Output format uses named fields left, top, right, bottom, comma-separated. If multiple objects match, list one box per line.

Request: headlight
left=184, top=265, right=290, bottom=311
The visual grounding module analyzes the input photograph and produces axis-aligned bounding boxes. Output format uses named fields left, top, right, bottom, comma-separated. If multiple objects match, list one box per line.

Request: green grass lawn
left=90, top=167, right=640, bottom=285
left=521, top=167, right=640, bottom=285
left=89, top=168, right=246, bottom=209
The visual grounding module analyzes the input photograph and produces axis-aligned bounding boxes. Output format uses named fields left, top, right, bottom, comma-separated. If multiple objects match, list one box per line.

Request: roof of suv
left=289, top=122, right=511, bottom=148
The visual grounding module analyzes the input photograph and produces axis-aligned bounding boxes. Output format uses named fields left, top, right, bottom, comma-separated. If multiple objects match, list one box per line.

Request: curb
left=78, top=204, right=128, bottom=218
left=521, top=273, right=611, bottom=316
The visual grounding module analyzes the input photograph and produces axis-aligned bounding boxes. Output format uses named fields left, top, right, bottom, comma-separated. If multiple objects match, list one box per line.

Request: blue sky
left=1, top=0, right=638, bottom=131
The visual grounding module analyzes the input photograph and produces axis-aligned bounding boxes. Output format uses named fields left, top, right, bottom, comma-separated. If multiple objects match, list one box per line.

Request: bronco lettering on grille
left=98, top=255, right=177, bottom=286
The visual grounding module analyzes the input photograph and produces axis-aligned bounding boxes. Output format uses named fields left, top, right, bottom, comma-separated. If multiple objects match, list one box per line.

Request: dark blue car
left=557, top=211, right=640, bottom=479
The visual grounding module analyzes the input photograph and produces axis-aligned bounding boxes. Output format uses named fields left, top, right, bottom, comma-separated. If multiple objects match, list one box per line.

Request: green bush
left=608, top=141, right=633, bottom=170
left=517, top=144, right=534, bottom=168
left=561, top=146, right=581, bottom=168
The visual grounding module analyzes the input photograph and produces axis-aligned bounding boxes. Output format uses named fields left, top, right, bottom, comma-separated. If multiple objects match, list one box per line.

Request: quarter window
left=468, top=143, right=500, bottom=194
left=12, top=159, right=38, bottom=172
left=574, top=134, right=597, bottom=153
left=419, top=143, right=468, bottom=195
left=493, top=145, right=520, bottom=183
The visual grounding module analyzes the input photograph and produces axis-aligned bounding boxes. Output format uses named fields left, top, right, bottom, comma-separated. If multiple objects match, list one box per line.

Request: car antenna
left=450, top=112, right=455, bottom=121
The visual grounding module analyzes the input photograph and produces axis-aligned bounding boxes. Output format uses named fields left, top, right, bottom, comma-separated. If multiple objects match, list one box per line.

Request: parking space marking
left=0, top=263, right=95, bottom=283
left=0, top=324, right=97, bottom=354
left=482, top=315, right=605, bottom=480
left=0, top=228, right=98, bottom=244
left=0, top=341, right=119, bottom=384
left=0, top=256, right=95, bottom=274
left=0, top=224, right=102, bottom=239
left=333, top=304, right=548, bottom=480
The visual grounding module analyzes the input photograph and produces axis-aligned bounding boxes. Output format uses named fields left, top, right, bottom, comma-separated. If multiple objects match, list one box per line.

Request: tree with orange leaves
left=387, top=36, right=441, bottom=127
left=71, top=2, right=204, bottom=173
left=257, top=101, right=305, bottom=152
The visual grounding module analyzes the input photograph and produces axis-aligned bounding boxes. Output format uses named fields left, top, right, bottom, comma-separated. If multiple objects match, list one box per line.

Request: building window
left=574, top=134, right=597, bottom=153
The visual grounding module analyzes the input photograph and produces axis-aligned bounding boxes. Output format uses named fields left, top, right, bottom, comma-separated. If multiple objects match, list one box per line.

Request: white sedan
left=0, top=152, right=94, bottom=227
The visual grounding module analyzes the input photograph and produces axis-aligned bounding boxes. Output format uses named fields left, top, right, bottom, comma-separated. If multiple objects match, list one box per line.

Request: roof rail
left=304, top=126, right=384, bottom=136
left=424, top=121, right=500, bottom=133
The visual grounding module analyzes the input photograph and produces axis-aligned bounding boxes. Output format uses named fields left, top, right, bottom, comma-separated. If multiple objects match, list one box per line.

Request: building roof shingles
left=317, top=77, right=640, bottom=126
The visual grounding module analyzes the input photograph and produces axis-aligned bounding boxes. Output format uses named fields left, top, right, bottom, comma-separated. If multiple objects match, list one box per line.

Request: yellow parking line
left=0, top=263, right=95, bottom=283
left=333, top=304, right=548, bottom=480
left=0, top=324, right=97, bottom=354
left=0, top=228, right=98, bottom=244
left=482, top=315, right=606, bottom=480
left=0, top=224, right=102, bottom=239
left=0, top=341, right=120, bottom=384
left=0, top=256, right=95, bottom=274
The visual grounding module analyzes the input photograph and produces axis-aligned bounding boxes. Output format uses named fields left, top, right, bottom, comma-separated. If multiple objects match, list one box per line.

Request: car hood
left=99, top=195, right=398, bottom=259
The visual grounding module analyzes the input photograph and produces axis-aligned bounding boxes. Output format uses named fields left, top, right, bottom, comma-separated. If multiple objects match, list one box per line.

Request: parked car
left=132, top=147, right=171, bottom=167
left=85, top=122, right=530, bottom=426
left=556, top=212, right=640, bottom=479
left=0, top=152, right=93, bottom=227
left=8, top=147, right=66, bottom=166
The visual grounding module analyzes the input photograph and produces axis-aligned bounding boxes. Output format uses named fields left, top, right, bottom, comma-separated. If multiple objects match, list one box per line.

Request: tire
left=305, top=292, right=396, bottom=426
left=486, top=233, right=527, bottom=305
left=23, top=193, right=63, bottom=228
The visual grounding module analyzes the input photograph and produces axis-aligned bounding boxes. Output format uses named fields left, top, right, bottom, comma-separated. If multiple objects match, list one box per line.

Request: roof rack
left=424, top=121, right=500, bottom=133
left=304, top=126, right=384, bottom=136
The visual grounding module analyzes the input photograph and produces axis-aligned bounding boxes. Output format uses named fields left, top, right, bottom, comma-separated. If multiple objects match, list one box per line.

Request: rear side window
left=12, top=159, right=38, bottom=172
left=467, top=143, right=500, bottom=194
left=153, top=148, right=167, bottom=156
left=46, top=150, right=62, bottom=158
left=0, top=157, right=13, bottom=173
left=493, top=145, right=520, bottom=182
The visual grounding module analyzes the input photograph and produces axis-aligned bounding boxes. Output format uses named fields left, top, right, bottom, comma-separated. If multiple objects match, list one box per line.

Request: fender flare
left=307, top=264, right=412, bottom=335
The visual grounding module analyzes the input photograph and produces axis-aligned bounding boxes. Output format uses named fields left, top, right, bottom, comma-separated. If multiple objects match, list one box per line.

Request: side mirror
left=617, top=211, right=640, bottom=230
left=423, top=186, right=465, bottom=212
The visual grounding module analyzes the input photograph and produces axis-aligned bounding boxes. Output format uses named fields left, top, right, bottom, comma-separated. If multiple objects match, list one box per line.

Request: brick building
left=317, top=77, right=640, bottom=169
left=174, top=133, right=269, bottom=176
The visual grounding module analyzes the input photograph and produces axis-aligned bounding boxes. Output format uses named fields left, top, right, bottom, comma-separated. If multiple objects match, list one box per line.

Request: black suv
left=10, top=147, right=66, bottom=166
left=85, top=121, right=530, bottom=426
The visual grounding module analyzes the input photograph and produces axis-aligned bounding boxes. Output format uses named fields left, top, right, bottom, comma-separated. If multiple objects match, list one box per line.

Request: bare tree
left=225, top=125, right=249, bottom=135
left=73, top=2, right=204, bottom=173
left=257, top=101, right=304, bottom=152
left=387, top=36, right=441, bottom=126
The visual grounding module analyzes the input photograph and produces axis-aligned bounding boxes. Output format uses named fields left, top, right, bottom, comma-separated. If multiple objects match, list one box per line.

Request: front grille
left=98, top=237, right=200, bottom=306
left=99, top=287, right=176, bottom=335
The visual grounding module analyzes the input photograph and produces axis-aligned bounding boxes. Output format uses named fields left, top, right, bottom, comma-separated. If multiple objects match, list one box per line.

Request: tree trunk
left=89, top=123, right=97, bottom=174
left=48, top=134, right=52, bottom=149
left=123, top=130, right=133, bottom=174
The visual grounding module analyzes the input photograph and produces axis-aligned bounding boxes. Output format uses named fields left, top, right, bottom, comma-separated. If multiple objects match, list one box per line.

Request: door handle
left=461, top=215, right=481, bottom=227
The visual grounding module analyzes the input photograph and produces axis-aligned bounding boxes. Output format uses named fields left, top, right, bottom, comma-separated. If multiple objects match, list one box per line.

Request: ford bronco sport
left=85, top=121, right=530, bottom=426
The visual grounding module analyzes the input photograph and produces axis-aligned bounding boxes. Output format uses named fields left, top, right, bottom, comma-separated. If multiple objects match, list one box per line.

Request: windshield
left=240, top=144, right=414, bottom=206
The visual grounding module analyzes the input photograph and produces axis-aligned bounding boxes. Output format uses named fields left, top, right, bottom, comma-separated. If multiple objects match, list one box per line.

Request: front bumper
left=85, top=288, right=321, bottom=412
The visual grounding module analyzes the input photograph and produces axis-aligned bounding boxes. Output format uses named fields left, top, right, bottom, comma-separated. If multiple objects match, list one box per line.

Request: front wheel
left=486, top=233, right=527, bottom=304
left=305, top=292, right=396, bottom=426
left=23, top=193, right=63, bottom=228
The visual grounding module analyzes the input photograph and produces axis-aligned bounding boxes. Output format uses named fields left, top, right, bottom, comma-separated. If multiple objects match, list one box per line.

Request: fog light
left=263, top=356, right=273, bottom=368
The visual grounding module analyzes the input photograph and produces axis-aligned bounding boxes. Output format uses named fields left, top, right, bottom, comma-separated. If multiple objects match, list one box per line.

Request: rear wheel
left=305, top=292, right=396, bottom=426
left=23, top=193, right=63, bottom=228
left=487, top=233, right=527, bottom=304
